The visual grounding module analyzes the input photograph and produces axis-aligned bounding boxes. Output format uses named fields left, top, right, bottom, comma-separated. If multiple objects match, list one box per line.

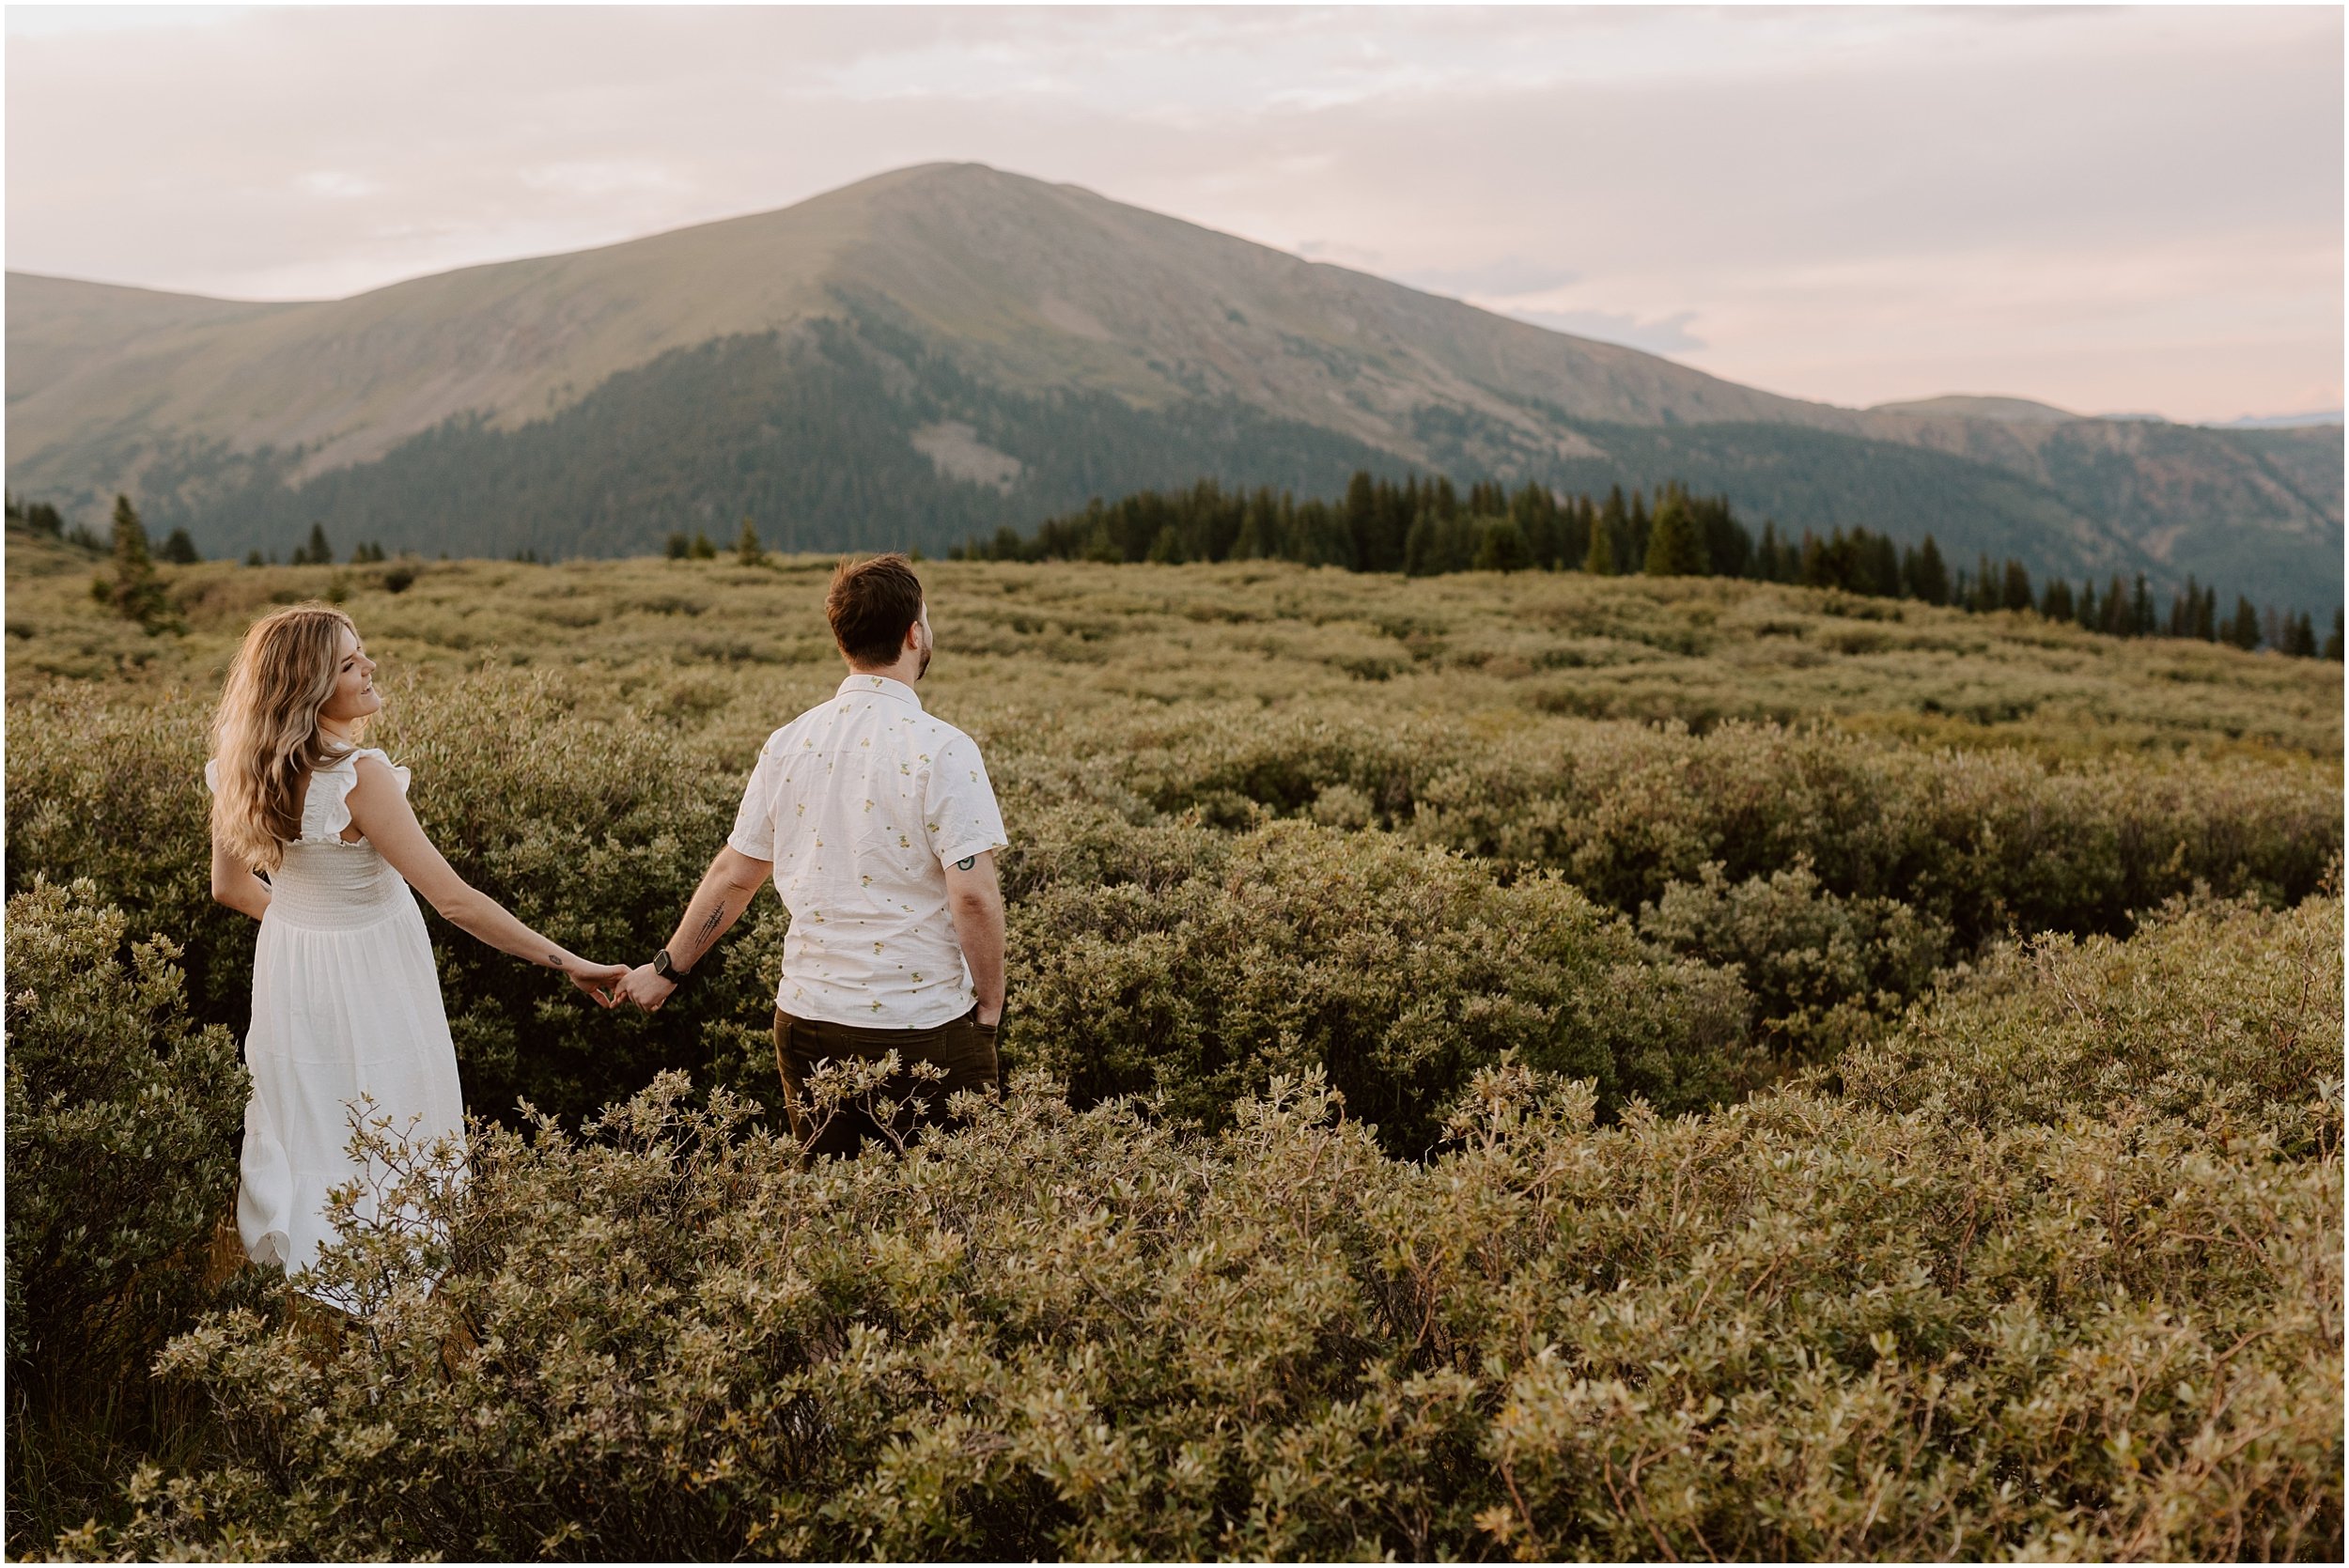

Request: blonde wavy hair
left=209, top=604, right=363, bottom=872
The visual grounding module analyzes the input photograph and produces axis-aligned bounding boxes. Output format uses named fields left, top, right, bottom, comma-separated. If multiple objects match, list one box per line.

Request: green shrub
left=5, top=879, right=250, bottom=1548
left=1639, top=857, right=1952, bottom=1061
left=8, top=549, right=2344, bottom=1558
left=1838, top=888, right=2344, bottom=1153
left=11, top=670, right=2335, bottom=1145
left=69, top=890, right=2342, bottom=1560
left=1008, top=818, right=1755, bottom=1148
left=1003, top=704, right=2338, bottom=954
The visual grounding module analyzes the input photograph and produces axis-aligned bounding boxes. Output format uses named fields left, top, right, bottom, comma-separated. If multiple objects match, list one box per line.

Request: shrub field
left=6, top=526, right=2342, bottom=1558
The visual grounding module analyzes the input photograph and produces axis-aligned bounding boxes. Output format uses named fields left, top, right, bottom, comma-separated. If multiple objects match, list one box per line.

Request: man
left=616, top=553, right=1007, bottom=1157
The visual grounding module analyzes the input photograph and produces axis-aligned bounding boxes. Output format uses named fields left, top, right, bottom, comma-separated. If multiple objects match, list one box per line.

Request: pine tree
left=2040, top=578, right=2074, bottom=622
left=245, top=549, right=266, bottom=567
left=1626, top=489, right=1652, bottom=569
left=1903, top=536, right=1950, bottom=605
left=1559, top=496, right=1594, bottom=571
left=1643, top=489, right=1706, bottom=576
left=1584, top=487, right=1622, bottom=575
left=1340, top=473, right=1378, bottom=569
left=294, top=522, right=332, bottom=567
left=2326, top=609, right=2344, bottom=661
left=2130, top=575, right=2155, bottom=636
left=2102, top=576, right=2130, bottom=636
left=1229, top=503, right=1264, bottom=563
left=2226, top=596, right=2262, bottom=650
left=736, top=516, right=766, bottom=566
left=1473, top=518, right=1531, bottom=573
left=1863, top=532, right=1901, bottom=598
left=2167, top=576, right=2201, bottom=638
left=1511, top=483, right=1561, bottom=569
left=690, top=531, right=718, bottom=560
left=159, top=527, right=201, bottom=565
left=2283, top=611, right=2319, bottom=658
left=1693, top=494, right=1752, bottom=579
left=2000, top=559, right=2034, bottom=613
left=2076, top=581, right=2098, bottom=630
left=96, top=494, right=175, bottom=631
left=1404, top=510, right=1438, bottom=577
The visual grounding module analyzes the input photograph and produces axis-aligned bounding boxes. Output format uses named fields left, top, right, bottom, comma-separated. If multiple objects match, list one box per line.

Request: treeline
left=957, top=473, right=2345, bottom=659
left=115, top=313, right=1401, bottom=565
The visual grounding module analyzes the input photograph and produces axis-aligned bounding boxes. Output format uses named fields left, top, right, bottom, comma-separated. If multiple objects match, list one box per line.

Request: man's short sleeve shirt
left=727, top=674, right=1008, bottom=1026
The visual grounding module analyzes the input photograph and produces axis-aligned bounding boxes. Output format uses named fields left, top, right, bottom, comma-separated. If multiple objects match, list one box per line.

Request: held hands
left=564, top=957, right=631, bottom=1008
left=615, top=963, right=678, bottom=1013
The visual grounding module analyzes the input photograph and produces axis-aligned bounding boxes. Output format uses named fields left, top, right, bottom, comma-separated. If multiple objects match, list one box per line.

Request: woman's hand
left=615, top=964, right=677, bottom=1012
left=565, top=958, right=630, bottom=1008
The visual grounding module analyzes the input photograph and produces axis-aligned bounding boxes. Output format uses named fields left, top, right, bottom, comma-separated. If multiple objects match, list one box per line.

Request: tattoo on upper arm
left=957, top=856, right=976, bottom=871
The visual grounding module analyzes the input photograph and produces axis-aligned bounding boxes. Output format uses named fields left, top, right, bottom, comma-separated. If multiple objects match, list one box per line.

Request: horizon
left=5, top=4, right=2340, bottom=426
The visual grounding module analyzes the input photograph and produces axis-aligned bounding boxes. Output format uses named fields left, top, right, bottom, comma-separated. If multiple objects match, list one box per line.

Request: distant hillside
left=8, top=163, right=2341, bottom=611
left=1872, top=395, right=2082, bottom=425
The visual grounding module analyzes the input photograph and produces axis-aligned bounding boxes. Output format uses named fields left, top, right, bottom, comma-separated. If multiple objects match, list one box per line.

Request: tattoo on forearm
left=692, top=899, right=728, bottom=949
left=547, top=953, right=564, bottom=969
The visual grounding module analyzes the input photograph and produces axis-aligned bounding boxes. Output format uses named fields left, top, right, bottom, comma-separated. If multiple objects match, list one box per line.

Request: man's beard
left=916, top=639, right=931, bottom=678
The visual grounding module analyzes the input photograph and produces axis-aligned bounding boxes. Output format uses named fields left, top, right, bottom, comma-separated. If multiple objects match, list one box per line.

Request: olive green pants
left=773, top=1008, right=1000, bottom=1160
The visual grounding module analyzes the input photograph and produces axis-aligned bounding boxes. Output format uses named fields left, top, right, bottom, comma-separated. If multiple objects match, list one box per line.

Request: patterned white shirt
left=727, top=674, right=1009, bottom=1028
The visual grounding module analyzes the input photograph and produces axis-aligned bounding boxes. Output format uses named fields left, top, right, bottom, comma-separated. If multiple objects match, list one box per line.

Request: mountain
left=1871, top=395, right=2082, bottom=425
left=8, top=163, right=2340, bottom=611
left=2209, top=411, right=2345, bottom=430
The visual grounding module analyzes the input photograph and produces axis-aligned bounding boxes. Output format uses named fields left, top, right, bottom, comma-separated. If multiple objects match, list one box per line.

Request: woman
left=207, top=603, right=625, bottom=1290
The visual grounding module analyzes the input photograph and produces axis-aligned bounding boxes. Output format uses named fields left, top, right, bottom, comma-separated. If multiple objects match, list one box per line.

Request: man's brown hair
left=827, top=553, right=926, bottom=667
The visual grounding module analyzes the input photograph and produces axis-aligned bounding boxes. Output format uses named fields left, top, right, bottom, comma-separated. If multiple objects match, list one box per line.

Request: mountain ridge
left=8, top=163, right=2339, bottom=610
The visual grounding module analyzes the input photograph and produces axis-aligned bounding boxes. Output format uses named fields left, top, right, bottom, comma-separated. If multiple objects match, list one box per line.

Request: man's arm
left=943, top=851, right=1005, bottom=1027
left=615, top=845, right=772, bottom=1012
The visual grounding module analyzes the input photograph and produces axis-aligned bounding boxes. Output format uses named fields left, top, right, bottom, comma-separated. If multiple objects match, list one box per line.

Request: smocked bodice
left=266, top=839, right=415, bottom=929
left=205, top=746, right=418, bottom=931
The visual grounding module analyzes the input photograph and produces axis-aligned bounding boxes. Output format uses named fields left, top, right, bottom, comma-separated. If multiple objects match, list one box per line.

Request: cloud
left=1506, top=308, right=1707, bottom=357
left=2, top=4, right=2337, bottom=421
left=1403, top=258, right=1581, bottom=299
left=1295, top=238, right=1387, bottom=271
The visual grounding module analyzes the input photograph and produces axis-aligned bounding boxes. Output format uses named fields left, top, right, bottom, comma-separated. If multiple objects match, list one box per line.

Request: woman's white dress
left=205, top=748, right=466, bottom=1283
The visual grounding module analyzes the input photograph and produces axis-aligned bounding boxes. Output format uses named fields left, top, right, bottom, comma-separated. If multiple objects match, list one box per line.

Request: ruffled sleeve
left=303, top=747, right=411, bottom=843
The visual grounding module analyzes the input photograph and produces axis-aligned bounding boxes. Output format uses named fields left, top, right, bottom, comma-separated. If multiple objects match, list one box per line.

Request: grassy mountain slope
left=8, top=163, right=2340, bottom=609
left=1871, top=395, right=2081, bottom=424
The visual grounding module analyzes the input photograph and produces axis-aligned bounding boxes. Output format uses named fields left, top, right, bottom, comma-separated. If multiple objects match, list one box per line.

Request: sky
left=5, top=3, right=2341, bottom=423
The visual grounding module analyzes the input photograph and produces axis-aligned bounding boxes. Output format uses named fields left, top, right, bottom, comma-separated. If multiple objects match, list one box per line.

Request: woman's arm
left=345, top=754, right=625, bottom=1005
left=210, top=837, right=272, bottom=922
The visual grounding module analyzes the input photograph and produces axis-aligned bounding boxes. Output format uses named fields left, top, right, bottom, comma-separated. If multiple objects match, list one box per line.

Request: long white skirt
left=240, top=852, right=467, bottom=1297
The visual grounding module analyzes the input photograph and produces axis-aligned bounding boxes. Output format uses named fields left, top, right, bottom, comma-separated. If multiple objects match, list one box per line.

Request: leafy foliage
left=4, top=880, right=252, bottom=1545
left=6, top=546, right=2341, bottom=1557
left=1010, top=818, right=1754, bottom=1147
left=54, top=891, right=2347, bottom=1562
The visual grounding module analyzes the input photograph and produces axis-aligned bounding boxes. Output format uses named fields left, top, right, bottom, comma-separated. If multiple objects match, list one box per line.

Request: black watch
left=652, top=947, right=690, bottom=983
